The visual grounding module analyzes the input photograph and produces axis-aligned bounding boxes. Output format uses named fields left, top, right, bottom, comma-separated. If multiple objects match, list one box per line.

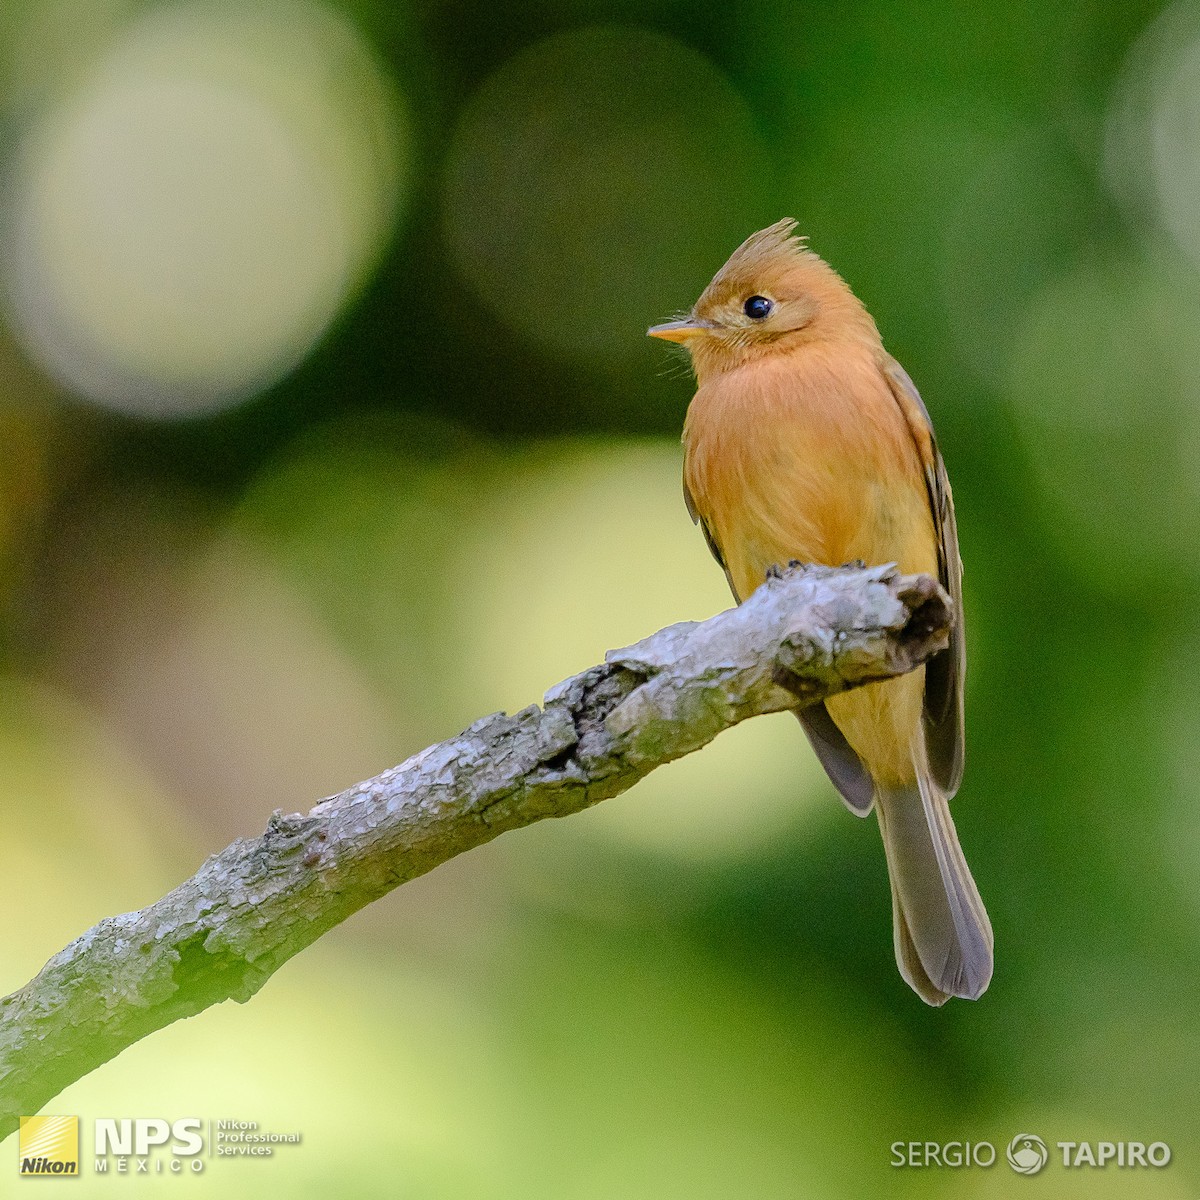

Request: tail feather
left=892, top=896, right=947, bottom=1007
left=876, top=776, right=993, bottom=1004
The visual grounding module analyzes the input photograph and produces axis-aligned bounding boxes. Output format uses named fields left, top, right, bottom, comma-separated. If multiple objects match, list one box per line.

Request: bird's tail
left=875, top=774, right=993, bottom=1005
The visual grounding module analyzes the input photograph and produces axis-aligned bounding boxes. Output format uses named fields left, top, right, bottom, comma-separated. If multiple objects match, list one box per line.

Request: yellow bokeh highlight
left=450, top=439, right=828, bottom=859
left=4, top=0, right=405, bottom=416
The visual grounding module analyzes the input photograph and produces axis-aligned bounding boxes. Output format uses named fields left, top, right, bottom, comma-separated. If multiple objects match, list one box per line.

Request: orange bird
left=649, top=219, right=992, bottom=1005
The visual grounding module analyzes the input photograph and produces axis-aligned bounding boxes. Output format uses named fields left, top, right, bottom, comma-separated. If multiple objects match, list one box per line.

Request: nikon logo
left=18, top=1115, right=79, bottom=1176
left=19, top=1157, right=77, bottom=1175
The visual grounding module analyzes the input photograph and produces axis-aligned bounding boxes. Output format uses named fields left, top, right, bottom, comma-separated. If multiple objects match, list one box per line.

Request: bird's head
left=648, top=218, right=878, bottom=377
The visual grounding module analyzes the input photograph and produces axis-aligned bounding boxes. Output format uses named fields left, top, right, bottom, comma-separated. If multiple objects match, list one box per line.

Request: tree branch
left=0, top=563, right=951, bottom=1137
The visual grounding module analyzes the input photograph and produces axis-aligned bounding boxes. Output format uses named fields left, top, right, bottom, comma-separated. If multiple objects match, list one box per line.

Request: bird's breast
left=683, top=343, right=936, bottom=602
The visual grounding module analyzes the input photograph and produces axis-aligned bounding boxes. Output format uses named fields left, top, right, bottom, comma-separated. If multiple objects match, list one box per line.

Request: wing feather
left=683, top=474, right=737, bottom=598
left=881, top=357, right=966, bottom=796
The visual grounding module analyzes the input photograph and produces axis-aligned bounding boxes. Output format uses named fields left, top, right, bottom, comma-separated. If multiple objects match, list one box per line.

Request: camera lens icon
left=1007, top=1134, right=1048, bottom=1175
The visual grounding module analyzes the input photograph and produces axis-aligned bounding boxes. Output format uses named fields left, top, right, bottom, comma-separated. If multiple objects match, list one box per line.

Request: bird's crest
left=700, top=218, right=816, bottom=306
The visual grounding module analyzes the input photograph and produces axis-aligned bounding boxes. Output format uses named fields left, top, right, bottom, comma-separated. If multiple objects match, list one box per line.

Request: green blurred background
left=1, top=0, right=1198, bottom=1195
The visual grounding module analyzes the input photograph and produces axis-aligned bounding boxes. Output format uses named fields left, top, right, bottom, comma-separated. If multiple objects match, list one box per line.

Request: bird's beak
left=647, top=316, right=709, bottom=343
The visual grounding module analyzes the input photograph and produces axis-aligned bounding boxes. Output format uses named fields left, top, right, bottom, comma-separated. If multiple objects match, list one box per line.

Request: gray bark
left=0, top=562, right=951, bottom=1137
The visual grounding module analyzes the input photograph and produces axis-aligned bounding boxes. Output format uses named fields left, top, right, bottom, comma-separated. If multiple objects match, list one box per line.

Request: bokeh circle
left=3, top=0, right=405, bottom=418
left=1006, top=255, right=1200, bottom=589
left=443, top=25, right=773, bottom=366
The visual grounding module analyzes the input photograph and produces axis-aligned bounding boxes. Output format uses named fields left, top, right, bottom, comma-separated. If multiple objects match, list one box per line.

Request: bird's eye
left=743, top=295, right=773, bottom=320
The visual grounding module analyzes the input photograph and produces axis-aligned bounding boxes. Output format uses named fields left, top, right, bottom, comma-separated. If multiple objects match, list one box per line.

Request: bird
left=648, top=218, right=992, bottom=1005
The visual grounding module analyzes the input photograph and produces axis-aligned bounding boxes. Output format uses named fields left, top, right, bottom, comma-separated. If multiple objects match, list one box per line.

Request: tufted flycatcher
left=649, top=219, right=992, bottom=1005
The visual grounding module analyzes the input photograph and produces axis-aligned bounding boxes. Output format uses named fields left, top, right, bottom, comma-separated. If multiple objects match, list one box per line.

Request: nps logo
left=94, top=1118, right=206, bottom=1175
left=19, top=1115, right=79, bottom=1176
left=1007, top=1134, right=1048, bottom=1175
left=17, top=1113, right=303, bottom=1177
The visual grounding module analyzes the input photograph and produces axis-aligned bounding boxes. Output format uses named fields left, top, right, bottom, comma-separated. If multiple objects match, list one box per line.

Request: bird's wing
left=881, top=356, right=966, bottom=797
left=796, top=701, right=876, bottom=814
left=683, top=474, right=737, bottom=599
